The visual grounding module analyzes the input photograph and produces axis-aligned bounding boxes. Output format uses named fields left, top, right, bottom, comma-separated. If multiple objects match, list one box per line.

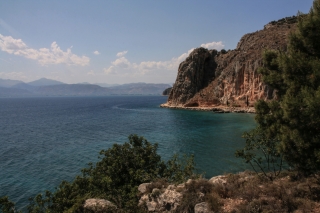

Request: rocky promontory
left=163, top=17, right=298, bottom=109
left=162, top=87, right=172, bottom=96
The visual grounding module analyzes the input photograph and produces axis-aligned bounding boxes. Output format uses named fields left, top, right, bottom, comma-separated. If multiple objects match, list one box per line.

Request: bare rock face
left=162, top=87, right=172, bottom=96
left=167, top=48, right=218, bottom=107
left=166, top=17, right=298, bottom=108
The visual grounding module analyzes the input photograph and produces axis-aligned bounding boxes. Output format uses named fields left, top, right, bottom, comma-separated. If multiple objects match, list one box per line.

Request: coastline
left=160, top=103, right=255, bottom=113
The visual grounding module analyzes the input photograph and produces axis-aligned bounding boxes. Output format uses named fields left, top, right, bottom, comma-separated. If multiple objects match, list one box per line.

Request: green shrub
left=23, top=135, right=196, bottom=213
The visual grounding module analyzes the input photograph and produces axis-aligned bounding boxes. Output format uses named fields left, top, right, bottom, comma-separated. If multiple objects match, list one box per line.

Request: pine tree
left=244, top=0, right=320, bottom=174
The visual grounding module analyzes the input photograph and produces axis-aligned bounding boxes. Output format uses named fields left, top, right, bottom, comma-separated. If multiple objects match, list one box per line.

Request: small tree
left=236, top=127, right=284, bottom=181
left=0, top=197, right=21, bottom=213
left=238, top=0, right=320, bottom=175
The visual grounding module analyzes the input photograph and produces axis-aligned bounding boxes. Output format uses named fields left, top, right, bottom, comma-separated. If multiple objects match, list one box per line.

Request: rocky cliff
left=164, top=16, right=298, bottom=108
left=162, top=87, right=172, bottom=96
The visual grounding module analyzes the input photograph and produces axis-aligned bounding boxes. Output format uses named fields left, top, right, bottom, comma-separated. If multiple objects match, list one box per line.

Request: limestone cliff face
left=162, top=87, right=172, bottom=96
left=167, top=48, right=218, bottom=106
left=166, top=17, right=297, bottom=108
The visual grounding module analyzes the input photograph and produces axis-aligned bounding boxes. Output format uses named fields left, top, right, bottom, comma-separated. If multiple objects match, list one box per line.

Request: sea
left=0, top=95, right=256, bottom=210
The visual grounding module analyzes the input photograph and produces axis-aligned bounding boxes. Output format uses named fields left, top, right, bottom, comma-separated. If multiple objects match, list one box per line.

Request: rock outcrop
left=167, top=48, right=218, bottom=107
left=83, top=199, right=116, bottom=211
left=139, top=184, right=183, bottom=212
left=164, top=16, right=298, bottom=108
left=138, top=177, right=227, bottom=212
left=162, top=87, right=172, bottom=96
left=138, top=171, right=320, bottom=213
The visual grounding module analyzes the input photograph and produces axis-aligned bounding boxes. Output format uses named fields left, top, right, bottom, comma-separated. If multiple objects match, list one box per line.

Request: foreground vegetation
left=2, top=135, right=320, bottom=213
left=1, top=135, right=196, bottom=213
left=144, top=170, right=320, bottom=212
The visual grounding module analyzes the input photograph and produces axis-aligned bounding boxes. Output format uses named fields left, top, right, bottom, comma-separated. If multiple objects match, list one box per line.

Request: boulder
left=138, top=183, right=150, bottom=194
left=83, top=198, right=116, bottom=211
left=209, top=175, right=227, bottom=185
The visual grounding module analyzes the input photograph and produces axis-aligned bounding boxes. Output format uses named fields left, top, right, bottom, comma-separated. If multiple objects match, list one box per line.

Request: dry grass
left=176, top=178, right=222, bottom=213
left=216, top=171, right=320, bottom=213
left=138, top=171, right=320, bottom=212
left=173, top=171, right=320, bottom=212
left=145, top=178, right=169, bottom=193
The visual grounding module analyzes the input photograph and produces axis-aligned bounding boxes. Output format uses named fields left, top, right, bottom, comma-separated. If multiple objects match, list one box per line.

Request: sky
left=0, top=0, right=314, bottom=84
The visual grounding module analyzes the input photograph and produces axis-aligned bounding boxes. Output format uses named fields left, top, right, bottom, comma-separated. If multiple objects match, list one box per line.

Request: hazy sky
left=0, top=0, right=313, bottom=84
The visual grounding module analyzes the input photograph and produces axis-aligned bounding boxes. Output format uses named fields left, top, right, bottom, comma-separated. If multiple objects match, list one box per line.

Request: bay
left=0, top=96, right=255, bottom=209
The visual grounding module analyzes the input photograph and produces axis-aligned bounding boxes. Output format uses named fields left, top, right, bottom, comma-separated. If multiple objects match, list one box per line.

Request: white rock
left=138, top=183, right=150, bottom=194
left=209, top=175, right=227, bottom=185
left=83, top=198, right=116, bottom=211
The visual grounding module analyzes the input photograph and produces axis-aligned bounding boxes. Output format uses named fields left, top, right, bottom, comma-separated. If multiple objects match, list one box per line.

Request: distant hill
left=108, top=83, right=171, bottom=95
left=0, top=87, right=33, bottom=97
left=95, top=83, right=120, bottom=87
left=0, top=78, right=171, bottom=97
left=28, top=78, right=65, bottom=86
left=34, top=84, right=111, bottom=96
left=0, top=79, right=25, bottom=88
left=11, top=82, right=36, bottom=91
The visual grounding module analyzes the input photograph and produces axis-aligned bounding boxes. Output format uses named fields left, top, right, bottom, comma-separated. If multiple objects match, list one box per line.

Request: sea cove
left=0, top=96, right=255, bottom=209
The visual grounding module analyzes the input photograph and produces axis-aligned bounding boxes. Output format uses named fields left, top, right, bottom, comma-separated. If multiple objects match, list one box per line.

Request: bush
left=245, top=0, right=320, bottom=175
left=0, top=197, right=21, bottom=213
left=12, top=135, right=196, bottom=213
left=235, top=127, right=284, bottom=181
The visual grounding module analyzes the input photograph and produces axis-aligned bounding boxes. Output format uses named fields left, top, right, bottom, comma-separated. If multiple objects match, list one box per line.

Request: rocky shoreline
left=160, top=103, right=255, bottom=113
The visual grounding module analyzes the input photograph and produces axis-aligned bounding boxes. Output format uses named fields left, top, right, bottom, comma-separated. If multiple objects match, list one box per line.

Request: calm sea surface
left=0, top=96, right=255, bottom=209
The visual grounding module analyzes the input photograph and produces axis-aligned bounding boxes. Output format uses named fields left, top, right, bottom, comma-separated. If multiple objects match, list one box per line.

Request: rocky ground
left=83, top=171, right=320, bottom=212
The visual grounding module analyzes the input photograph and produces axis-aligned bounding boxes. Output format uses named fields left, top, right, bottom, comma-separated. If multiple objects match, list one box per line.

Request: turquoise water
left=0, top=96, right=256, bottom=209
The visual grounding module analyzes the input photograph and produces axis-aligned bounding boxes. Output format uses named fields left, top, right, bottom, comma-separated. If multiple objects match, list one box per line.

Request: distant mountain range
left=0, top=78, right=172, bottom=97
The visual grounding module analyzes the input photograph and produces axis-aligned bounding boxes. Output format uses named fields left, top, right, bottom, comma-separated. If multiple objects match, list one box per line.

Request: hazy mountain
left=108, top=83, right=172, bottom=95
left=11, top=82, right=37, bottom=91
left=0, top=78, right=171, bottom=97
left=34, top=84, right=111, bottom=96
left=96, top=83, right=120, bottom=87
left=0, top=87, right=33, bottom=97
left=28, top=78, right=65, bottom=87
left=0, top=79, right=25, bottom=88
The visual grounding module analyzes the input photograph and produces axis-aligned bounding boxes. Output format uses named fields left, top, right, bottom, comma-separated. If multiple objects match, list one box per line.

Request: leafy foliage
left=235, top=127, right=284, bottom=180
left=240, top=0, right=320, bottom=175
left=2, top=135, right=196, bottom=213
left=220, top=49, right=227, bottom=54
left=0, top=197, right=21, bottom=213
